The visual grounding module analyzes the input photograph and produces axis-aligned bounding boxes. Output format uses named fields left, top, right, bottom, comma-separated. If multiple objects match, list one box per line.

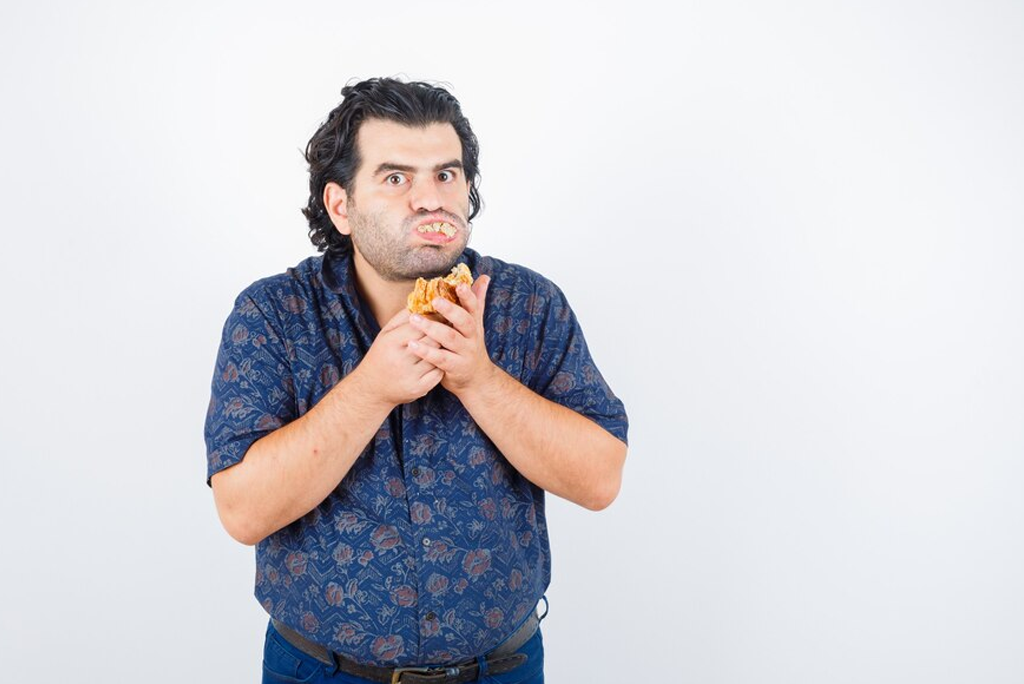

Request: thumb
left=473, top=275, right=491, bottom=322
left=381, top=308, right=411, bottom=333
left=472, top=274, right=490, bottom=303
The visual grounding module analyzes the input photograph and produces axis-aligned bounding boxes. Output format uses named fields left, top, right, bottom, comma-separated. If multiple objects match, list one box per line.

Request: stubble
left=347, top=206, right=471, bottom=282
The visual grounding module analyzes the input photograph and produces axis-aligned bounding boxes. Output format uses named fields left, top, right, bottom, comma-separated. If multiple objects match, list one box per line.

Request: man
left=205, top=77, right=628, bottom=683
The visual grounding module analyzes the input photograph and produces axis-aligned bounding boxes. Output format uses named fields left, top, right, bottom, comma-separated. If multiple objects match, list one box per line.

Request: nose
left=409, top=176, right=443, bottom=212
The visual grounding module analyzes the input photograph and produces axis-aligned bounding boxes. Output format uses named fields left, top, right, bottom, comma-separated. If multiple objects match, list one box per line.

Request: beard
left=347, top=204, right=471, bottom=282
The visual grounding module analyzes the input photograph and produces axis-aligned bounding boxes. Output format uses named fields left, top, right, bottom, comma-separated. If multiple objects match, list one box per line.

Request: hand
left=407, top=275, right=495, bottom=396
left=353, top=309, right=444, bottom=409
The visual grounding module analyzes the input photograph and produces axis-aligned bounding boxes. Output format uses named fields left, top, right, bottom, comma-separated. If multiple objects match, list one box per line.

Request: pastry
left=406, top=263, right=474, bottom=314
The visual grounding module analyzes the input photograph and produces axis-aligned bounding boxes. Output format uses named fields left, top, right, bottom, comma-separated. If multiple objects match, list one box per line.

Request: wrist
left=343, top=364, right=398, bottom=415
left=454, top=360, right=505, bottom=406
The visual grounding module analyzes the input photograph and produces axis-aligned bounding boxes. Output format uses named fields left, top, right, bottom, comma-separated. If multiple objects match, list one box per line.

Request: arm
left=408, top=277, right=627, bottom=511
left=211, top=311, right=443, bottom=546
left=458, top=363, right=626, bottom=510
left=211, top=369, right=388, bottom=546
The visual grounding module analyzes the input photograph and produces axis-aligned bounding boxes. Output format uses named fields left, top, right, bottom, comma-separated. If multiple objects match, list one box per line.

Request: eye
left=386, top=173, right=407, bottom=186
left=438, top=170, right=457, bottom=182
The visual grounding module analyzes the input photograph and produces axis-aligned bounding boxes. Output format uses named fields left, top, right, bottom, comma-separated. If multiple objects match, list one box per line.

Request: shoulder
left=468, top=249, right=567, bottom=311
left=230, top=255, right=325, bottom=317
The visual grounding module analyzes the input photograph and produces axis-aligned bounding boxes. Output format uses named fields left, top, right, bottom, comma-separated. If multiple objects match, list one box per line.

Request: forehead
left=354, top=119, right=463, bottom=172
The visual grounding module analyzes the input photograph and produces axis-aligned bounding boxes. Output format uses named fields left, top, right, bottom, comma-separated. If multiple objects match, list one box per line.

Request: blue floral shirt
left=205, top=247, right=628, bottom=666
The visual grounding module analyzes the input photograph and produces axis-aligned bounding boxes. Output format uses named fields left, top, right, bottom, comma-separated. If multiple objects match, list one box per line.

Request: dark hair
left=302, top=77, right=483, bottom=255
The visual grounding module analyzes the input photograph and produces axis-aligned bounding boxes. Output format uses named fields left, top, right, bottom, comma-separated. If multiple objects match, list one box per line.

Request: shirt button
left=422, top=537, right=432, bottom=547
left=412, top=467, right=421, bottom=477
left=425, top=611, right=437, bottom=621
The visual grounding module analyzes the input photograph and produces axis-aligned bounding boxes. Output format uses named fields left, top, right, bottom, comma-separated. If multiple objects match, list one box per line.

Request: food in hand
left=407, top=263, right=474, bottom=314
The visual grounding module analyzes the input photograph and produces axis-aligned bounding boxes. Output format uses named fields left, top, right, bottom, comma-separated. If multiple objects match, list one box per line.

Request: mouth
left=415, top=220, right=458, bottom=238
left=412, top=218, right=462, bottom=244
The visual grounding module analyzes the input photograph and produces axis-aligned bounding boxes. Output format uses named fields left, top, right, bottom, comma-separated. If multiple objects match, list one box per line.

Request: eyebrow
left=372, top=159, right=464, bottom=177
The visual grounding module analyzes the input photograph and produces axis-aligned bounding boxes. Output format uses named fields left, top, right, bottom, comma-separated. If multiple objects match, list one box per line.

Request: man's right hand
left=352, top=309, right=444, bottom=409
left=212, top=308, right=443, bottom=546
left=213, top=310, right=448, bottom=545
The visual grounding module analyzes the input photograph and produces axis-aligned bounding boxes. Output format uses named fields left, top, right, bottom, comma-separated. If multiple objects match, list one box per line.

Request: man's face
left=329, top=118, right=472, bottom=282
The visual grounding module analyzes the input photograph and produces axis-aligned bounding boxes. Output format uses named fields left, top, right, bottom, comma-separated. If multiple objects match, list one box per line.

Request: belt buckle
left=391, top=666, right=447, bottom=683
left=391, top=668, right=418, bottom=684
left=389, top=663, right=458, bottom=679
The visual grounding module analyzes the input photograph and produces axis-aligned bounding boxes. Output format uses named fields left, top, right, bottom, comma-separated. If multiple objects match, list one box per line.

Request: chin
left=414, top=245, right=466, bottom=277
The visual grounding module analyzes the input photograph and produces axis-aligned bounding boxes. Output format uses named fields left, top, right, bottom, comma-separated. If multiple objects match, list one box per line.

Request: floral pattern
left=205, top=248, right=627, bottom=666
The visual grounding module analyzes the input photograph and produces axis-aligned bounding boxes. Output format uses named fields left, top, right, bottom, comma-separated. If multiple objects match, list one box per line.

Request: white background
left=2, top=1, right=1023, bottom=682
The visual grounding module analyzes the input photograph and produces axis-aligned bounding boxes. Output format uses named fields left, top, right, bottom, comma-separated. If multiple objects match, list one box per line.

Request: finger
left=419, top=367, right=444, bottom=389
left=389, top=321, right=443, bottom=346
left=454, top=283, right=477, bottom=318
left=416, top=333, right=441, bottom=348
left=432, top=295, right=475, bottom=338
left=413, top=355, right=439, bottom=369
left=409, top=335, right=441, bottom=366
left=464, top=275, right=490, bottom=318
left=410, top=312, right=463, bottom=351
left=409, top=333, right=441, bottom=367
left=408, top=339, right=456, bottom=370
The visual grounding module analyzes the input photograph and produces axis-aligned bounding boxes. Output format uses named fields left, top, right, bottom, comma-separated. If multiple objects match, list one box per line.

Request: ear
left=324, top=182, right=351, bottom=236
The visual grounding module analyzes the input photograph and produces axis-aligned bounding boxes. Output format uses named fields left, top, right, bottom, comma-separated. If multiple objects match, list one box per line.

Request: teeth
left=417, top=222, right=456, bottom=236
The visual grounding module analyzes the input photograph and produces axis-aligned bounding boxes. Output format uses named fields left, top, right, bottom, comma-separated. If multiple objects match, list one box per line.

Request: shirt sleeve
left=204, top=291, right=296, bottom=485
left=525, top=279, right=629, bottom=445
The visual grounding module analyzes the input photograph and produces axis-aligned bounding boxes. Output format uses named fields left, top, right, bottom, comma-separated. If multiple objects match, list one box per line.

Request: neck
left=350, top=251, right=415, bottom=328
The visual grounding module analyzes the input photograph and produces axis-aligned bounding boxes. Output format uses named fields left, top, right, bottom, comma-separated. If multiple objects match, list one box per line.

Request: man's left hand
left=407, top=274, right=494, bottom=396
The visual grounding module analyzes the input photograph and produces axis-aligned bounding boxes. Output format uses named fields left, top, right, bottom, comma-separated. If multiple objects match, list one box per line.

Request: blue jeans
left=262, top=621, right=545, bottom=684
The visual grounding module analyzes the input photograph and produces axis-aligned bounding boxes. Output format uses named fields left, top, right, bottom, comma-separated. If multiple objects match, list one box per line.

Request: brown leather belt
left=271, top=611, right=539, bottom=684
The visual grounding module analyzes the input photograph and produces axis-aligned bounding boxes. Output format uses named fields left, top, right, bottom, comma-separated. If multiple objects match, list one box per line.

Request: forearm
left=457, top=364, right=627, bottom=511
left=211, top=368, right=393, bottom=545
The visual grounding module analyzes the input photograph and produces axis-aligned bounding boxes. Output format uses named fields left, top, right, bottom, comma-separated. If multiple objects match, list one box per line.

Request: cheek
left=447, top=187, right=471, bottom=214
